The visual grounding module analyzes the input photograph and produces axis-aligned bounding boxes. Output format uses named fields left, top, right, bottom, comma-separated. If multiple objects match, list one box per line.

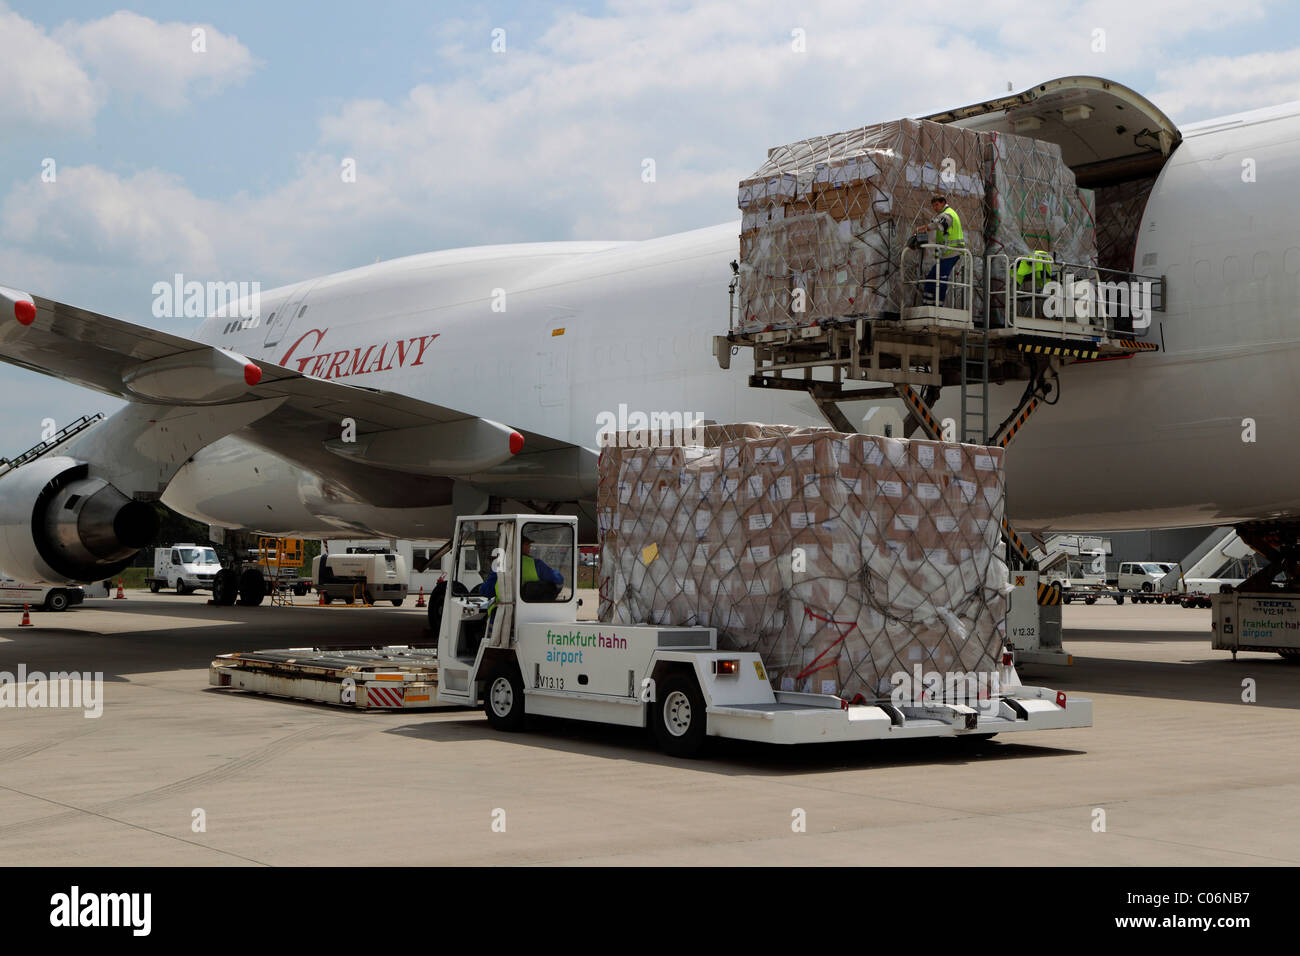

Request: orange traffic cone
left=18, top=604, right=32, bottom=627
left=114, top=579, right=126, bottom=599
left=318, top=589, right=325, bottom=606
left=415, top=586, right=425, bottom=608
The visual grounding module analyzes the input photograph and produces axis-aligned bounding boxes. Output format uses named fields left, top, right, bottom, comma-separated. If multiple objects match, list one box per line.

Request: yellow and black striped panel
left=895, top=384, right=942, bottom=440
left=1016, top=342, right=1100, bottom=359
left=1109, top=339, right=1160, bottom=352
left=1001, top=516, right=1032, bottom=562
left=996, top=397, right=1040, bottom=449
left=1036, top=581, right=1062, bottom=605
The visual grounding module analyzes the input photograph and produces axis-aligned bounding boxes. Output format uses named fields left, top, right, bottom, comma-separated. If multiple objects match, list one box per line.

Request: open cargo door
left=923, top=75, right=1181, bottom=188
left=926, top=76, right=1182, bottom=273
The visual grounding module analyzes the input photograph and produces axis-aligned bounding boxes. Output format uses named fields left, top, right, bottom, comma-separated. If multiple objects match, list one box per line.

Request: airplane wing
left=0, top=286, right=596, bottom=504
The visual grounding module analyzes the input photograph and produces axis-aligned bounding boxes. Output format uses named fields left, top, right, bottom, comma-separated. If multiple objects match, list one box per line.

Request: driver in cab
left=476, top=534, right=565, bottom=604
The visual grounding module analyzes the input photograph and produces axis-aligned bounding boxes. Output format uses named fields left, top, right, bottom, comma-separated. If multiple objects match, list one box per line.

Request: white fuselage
left=167, top=102, right=1300, bottom=537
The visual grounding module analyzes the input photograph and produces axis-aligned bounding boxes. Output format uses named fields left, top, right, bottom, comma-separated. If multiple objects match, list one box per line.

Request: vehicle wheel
left=175, top=580, right=188, bottom=595
left=1279, top=650, right=1300, bottom=663
left=345, top=596, right=355, bottom=605
left=237, top=569, right=266, bottom=607
left=483, top=664, right=526, bottom=731
left=1115, top=596, right=1124, bottom=605
left=391, top=599, right=403, bottom=607
left=212, top=569, right=239, bottom=606
left=1085, top=597, right=1097, bottom=605
left=1141, top=582, right=1153, bottom=592
left=652, top=673, right=708, bottom=758
left=321, top=593, right=333, bottom=604
left=294, top=583, right=307, bottom=597
left=149, top=581, right=161, bottom=594
left=44, top=590, right=69, bottom=612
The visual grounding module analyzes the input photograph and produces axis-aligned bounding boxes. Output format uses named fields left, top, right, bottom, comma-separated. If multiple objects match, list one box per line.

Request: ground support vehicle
left=212, top=515, right=1091, bottom=757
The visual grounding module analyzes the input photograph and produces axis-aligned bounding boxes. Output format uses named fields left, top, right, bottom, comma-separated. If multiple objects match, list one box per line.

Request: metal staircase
left=0, top=413, right=104, bottom=479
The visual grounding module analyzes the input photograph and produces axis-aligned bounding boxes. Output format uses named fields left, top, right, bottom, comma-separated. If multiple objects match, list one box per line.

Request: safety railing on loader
left=900, top=242, right=975, bottom=323
left=994, top=255, right=1165, bottom=340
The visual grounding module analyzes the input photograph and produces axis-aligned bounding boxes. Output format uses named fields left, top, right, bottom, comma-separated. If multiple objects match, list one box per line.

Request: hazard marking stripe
left=996, top=397, right=1040, bottom=448
left=898, top=385, right=941, bottom=439
left=1001, top=517, right=1032, bottom=560
left=1036, top=582, right=1061, bottom=606
left=1016, top=342, right=1099, bottom=359
left=366, top=686, right=406, bottom=708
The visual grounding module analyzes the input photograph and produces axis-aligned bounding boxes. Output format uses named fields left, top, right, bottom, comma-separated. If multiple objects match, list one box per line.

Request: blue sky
left=1, top=0, right=1299, bottom=450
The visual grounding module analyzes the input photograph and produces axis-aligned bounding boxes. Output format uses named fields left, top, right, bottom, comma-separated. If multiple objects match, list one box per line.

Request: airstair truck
left=212, top=514, right=1092, bottom=757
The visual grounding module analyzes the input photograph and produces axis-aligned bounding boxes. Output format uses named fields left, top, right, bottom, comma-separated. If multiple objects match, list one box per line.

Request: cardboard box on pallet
left=597, top=423, right=1010, bottom=701
left=736, top=116, right=1099, bottom=332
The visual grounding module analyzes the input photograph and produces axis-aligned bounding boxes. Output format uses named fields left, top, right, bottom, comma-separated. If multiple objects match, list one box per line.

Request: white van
left=148, top=544, right=222, bottom=594
left=0, top=573, right=84, bottom=611
left=1117, top=561, right=1177, bottom=593
left=312, top=552, right=409, bottom=605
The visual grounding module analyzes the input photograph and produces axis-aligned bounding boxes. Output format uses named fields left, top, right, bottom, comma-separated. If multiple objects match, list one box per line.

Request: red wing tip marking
left=244, top=363, right=262, bottom=386
left=13, top=299, right=35, bottom=326
left=509, top=431, right=525, bottom=455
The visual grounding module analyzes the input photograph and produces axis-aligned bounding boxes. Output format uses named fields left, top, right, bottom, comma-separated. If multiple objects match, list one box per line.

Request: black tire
left=212, top=569, right=239, bottom=606
left=345, top=596, right=354, bottom=605
left=391, top=599, right=403, bottom=607
left=1141, top=582, right=1153, bottom=592
left=176, top=580, right=189, bottom=595
left=149, top=581, right=161, bottom=594
left=652, top=673, right=708, bottom=758
left=1115, top=595, right=1124, bottom=605
left=44, top=590, right=69, bottom=612
left=1085, top=597, right=1097, bottom=605
left=483, top=664, right=526, bottom=731
left=294, top=583, right=307, bottom=597
left=237, top=569, right=266, bottom=607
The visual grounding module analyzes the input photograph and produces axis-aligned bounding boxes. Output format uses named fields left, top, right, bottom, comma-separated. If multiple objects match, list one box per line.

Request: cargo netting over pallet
left=736, top=117, right=1097, bottom=331
left=597, top=424, right=1010, bottom=701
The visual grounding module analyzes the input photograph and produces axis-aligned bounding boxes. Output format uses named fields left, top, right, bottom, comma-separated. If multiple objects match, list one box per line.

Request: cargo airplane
left=3, top=76, right=1300, bottom=605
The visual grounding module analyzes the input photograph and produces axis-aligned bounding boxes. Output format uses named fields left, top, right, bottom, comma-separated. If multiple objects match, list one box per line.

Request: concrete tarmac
left=1, top=594, right=1298, bottom=866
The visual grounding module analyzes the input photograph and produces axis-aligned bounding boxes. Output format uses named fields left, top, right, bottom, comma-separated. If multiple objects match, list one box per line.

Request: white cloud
left=1, top=0, right=1294, bottom=312
left=58, top=11, right=257, bottom=110
left=1152, top=48, right=1300, bottom=118
left=0, top=5, right=99, bottom=132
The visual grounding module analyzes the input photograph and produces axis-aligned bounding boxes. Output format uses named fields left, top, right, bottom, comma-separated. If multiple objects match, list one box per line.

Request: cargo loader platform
left=716, top=252, right=1165, bottom=572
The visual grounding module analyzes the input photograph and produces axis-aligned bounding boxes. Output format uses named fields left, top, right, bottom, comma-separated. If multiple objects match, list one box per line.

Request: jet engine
left=0, top=456, right=158, bottom=584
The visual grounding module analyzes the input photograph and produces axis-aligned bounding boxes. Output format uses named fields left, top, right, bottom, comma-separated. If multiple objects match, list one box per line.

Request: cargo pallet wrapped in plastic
left=736, top=119, right=987, bottom=330
left=735, top=119, right=1100, bottom=333
left=597, top=424, right=1010, bottom=702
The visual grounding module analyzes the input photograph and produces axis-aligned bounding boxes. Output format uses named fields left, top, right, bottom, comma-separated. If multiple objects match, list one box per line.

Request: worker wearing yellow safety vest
left=914, top=194, right=965, bottom=305
left=1015, top=250, right=1054, bottom=316
left=477, top=535, right=565, bottom=608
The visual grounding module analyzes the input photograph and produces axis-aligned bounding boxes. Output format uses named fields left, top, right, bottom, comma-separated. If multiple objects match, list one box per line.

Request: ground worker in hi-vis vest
left=477, top=535, right=565, bottom=610
left=1015, top=249, right=1055, bottom=316
left=914, top=194, right=965, bottom=305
